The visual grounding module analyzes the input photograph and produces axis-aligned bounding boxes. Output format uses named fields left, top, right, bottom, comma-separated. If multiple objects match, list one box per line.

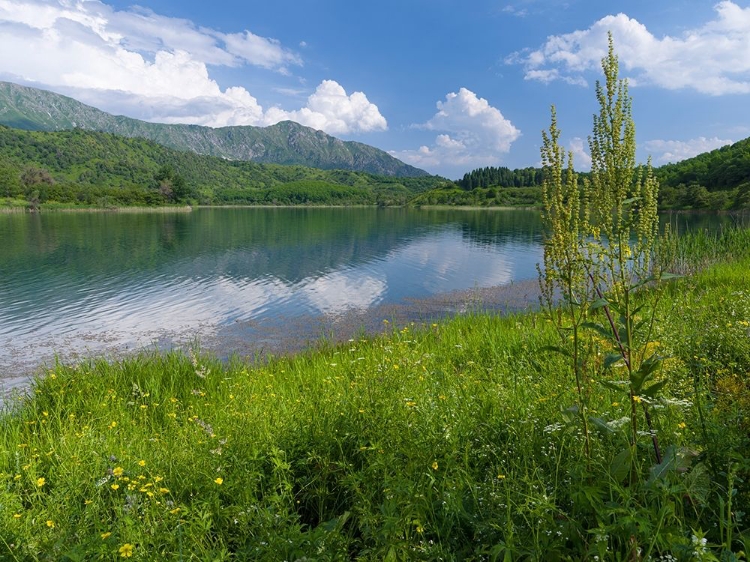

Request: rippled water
left=0, top=207, right=546, bottom=380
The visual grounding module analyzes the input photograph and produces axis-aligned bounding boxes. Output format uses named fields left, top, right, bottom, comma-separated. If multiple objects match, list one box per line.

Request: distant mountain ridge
left=0, top=81, right=428, bottom=177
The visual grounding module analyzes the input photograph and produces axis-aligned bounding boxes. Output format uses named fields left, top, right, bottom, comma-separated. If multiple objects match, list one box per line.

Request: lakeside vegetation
left=1, top=121, right=748, bottom=212
left=425, top=138, right=750, bottom=211
left=1, top=226, right=748, bottom=560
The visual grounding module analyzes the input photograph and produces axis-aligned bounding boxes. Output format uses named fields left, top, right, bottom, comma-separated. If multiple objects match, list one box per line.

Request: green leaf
left=589, top=298, right=609, bottom=310
left=604, top=353, right=625, bottom=369
left=599, top=380, right=629, bottom=393
left=630, top=357, right=662, bottom=393
left=648, top=445, right=677, bottom=484
left=648, top=446, right=695, bottom=485
left=641, top=379, right=668, bottom=399
left=622, top=196, right=641, bottom=206
left=658, top=272, right=683, bottom=281
left=581, top=321, right=613, bottom=341
left=590, top=416, right=615, bottom=435
left=632, top=276, right=657, bottom=290
left=610, top=447, right=633, bottom=482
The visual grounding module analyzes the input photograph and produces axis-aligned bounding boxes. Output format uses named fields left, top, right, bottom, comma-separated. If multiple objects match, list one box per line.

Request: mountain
left=0, top=81, right=428, bottom=177
left=0, top=125, right=445, bottom=207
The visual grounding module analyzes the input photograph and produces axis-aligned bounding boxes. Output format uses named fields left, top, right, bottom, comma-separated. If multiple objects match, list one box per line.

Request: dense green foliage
left=0, top=126, right=448, bottom=207
left=409, top=185, right=542, bottom=207
left=656, top=137, right=750, bottom=210
left=1, top=227, right=749, bottom=560
left=456, top=166, right=544, bottom=190
left=447, top=138, right=750, bottom=212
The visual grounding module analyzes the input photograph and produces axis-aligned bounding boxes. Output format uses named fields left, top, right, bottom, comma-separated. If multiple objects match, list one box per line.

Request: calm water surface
left=0, top=207, right=548, bottom=382
left=0, top=207, right=742, bottom=388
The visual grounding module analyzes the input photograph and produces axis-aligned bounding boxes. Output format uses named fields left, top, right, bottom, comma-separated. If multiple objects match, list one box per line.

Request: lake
left=0, top=207, right=742, bottom=391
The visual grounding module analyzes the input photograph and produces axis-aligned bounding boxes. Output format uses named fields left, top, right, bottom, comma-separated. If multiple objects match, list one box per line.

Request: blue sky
left=1, top=0, right=749, bottom=178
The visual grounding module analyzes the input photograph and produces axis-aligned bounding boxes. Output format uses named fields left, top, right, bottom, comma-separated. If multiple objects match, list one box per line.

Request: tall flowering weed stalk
left=538, top=106, right=594, bottom=456
left=539, top=34, right=673, bottom=469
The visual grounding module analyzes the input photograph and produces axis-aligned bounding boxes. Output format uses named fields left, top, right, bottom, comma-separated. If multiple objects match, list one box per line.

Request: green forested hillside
left=656, top=137, right=750, bottom=209
left=0, top=126, right=448, bottom=208
left=2, top=121, right=748, bottom=211
left=0, top=81, right=428, bottom=177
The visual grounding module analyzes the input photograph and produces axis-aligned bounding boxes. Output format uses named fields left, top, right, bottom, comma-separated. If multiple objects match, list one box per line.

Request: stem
left=568, top=258, right=590, bottom=458
left=642, top=406, right=662, bottom=465
left=587, top=272, right=662, bottom=465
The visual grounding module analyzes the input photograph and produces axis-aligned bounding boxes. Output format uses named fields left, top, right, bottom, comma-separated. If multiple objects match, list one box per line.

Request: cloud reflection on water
left=0, top=211, right=542, bottom=380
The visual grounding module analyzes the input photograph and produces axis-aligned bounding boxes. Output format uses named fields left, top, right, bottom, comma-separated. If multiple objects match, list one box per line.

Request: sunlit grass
left=1, top=228, right=749, bottom=560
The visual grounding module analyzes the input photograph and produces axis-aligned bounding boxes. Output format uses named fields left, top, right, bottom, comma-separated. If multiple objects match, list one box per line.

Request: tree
left=154, top=164, right=190, bottom=203
left=0, top=158, right=21, bottom=198
left=20, top=166, right=55, bottom=190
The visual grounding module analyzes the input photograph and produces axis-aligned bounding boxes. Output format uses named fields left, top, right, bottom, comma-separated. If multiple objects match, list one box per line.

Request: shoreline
left=0, top=204, right=193, bottom=214
left=0, top=277, right=541, bottom=400
left=3, top=202, right=747, bottom=214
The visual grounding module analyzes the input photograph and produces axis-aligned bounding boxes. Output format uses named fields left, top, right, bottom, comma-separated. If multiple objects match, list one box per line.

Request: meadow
left=0, top=226, right=748, bottom=561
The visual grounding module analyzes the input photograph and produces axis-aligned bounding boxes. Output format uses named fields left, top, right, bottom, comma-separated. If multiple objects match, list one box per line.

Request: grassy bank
left=1, top=231, right=749, bottom=560
left=0, top=199, right=194, bottom=213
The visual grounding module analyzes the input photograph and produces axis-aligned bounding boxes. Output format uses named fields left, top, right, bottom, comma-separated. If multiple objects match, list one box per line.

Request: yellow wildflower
left=431, top=461, right=439, bottom=471
left=36, top=477, right=46, bottom=487
left=138, top=460, right=146, bottom=467
left=46, top=520, right=55, bottom=528
left=111, top=484, right=120, bottom=490
left=13, top=513, right=21, bottom=519
left=119, top=543, right=134, bottom=558
left=101, top=532, right=111, bottom=540
left=112, top=467, right=124, bottom=477
left=214, top=477, right=223, bottom=485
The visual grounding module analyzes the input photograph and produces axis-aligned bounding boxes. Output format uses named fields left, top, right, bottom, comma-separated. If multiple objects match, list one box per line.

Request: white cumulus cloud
left=568, top=137, right=592, bottom=171
left=644, top=137, right=734, bottom=164
left=264, top=80, right=387, bottom=135
left=391, top=88, right=520, bottom=174
left=508, top=1, right=750, bottom=95
left=0, top=0, right=386, bottom=134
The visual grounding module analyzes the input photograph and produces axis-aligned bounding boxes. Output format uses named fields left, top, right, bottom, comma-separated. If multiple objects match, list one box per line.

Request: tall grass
left=661, top=221, right=750, bottom=275
left=1, top=228, right=749, bottom=560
